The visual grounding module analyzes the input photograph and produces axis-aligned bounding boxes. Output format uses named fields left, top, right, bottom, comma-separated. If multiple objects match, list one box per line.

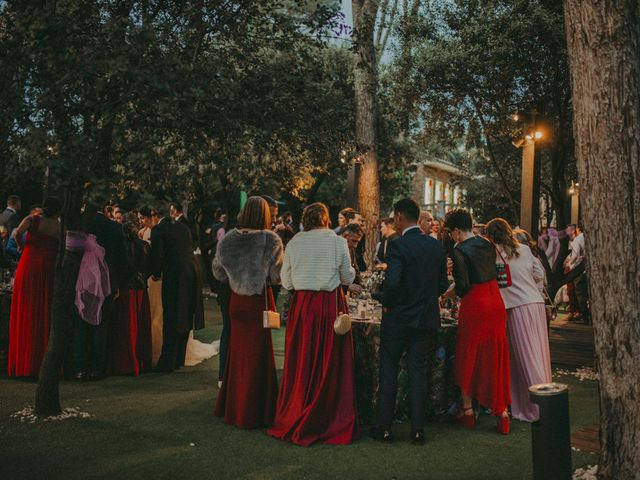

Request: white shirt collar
left=402, top=225, right=420, bottom=236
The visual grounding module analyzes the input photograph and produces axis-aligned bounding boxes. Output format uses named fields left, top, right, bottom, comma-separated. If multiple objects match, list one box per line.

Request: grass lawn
left=0, top=297, right=599, bottom=479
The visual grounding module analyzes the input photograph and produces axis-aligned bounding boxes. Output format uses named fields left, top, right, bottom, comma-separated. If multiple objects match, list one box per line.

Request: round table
left=352, top=318, right=459, bottom=425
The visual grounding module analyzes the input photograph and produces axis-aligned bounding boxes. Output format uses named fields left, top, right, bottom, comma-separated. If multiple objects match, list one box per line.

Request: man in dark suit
left=376, top=217, right=400, bottom=265
left=74, top=204, right=128, bottom=381
left=0, top=195, right=21, bottom=247
left=372, top=198, right=449, bottom=445
left=151, top=204, right=204, bottom=372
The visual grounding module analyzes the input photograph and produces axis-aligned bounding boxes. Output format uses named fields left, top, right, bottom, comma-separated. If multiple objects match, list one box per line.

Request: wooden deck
left=571, top=423, right=601, bottom=454
left=549, top=314, right=595, bottom=367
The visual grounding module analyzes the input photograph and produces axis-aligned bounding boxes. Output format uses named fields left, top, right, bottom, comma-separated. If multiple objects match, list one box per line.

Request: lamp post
left=513, top=116, right=543, bottom=238
left=569, top=180, right=580, bottom=224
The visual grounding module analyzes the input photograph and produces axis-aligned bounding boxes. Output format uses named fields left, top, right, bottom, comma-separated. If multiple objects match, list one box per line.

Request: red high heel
left=454, top=407, right=476, bottom=429
left=497, top=413, right=510, bottom=435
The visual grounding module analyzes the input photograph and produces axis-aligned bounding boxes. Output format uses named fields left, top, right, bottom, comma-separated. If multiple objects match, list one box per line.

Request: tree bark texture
left=35, top=232, right=86, bottom=416
left=563, top=2, right=640, bottom=478
left=353, top=0, right=381, bottom=266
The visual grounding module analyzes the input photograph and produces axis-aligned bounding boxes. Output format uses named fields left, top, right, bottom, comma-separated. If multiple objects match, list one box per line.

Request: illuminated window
left=424, top=178, right=434, bottom=205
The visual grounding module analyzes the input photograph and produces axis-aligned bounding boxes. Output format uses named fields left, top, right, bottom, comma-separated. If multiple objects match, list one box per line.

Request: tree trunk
left=35, top=232, right=86, bottom=416
left=563, top=2, right=640, bottom=478
left=353, top=0, right=380, bottom=267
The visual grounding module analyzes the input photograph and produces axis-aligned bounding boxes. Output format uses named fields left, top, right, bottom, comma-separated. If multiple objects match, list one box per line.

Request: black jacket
left=123, top=236, right=150, bottom=290
left=90, top=212, right=127, bottom=293
left=150, top=218, right=204, bottom=332
left=376, top=233, right=400, bottom=263
left=452, top=235, right=497, bottom=298
left=379, top=227, right=449, bottom=330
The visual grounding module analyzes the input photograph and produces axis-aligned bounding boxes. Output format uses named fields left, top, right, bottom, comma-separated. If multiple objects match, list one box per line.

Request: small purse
left=333, top=288, right=351, bottom=335
left=262, top=283, right=281, bottom=329
left=494, top=246, right=512, bottom=288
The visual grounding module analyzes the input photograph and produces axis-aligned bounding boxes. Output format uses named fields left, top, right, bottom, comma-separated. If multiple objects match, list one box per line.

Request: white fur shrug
left=212, top=228, right=284, bottom=296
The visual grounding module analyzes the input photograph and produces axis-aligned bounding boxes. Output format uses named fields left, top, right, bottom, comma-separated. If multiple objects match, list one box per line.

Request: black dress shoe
left=73, top=371, right=88, bottom=382
left=370, top=426, right=394, bottom=443
left=411, top=430, right=425, bottom=445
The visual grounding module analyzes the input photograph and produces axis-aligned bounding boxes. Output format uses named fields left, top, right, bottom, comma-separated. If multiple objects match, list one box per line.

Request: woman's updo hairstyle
left=302, top=203, right=330, bottom=231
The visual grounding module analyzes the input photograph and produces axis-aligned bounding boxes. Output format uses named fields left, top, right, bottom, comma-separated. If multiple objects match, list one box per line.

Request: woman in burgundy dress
left=268, top=203, right=359, bottom=446
left=444, top=208, right=511, bottom=434
left=108, top=214, right=152, bottom=375
left=212, top=196, right=283, bottom=429
left=8, top=197, right=61, bottom=378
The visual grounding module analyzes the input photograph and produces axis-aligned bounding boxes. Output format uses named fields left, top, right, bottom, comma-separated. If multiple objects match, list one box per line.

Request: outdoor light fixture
left=569, top=180, right=579, bottom=195
left=513, top=113, right=520, bottom=122
left=534, top=131, right=543, bottom=140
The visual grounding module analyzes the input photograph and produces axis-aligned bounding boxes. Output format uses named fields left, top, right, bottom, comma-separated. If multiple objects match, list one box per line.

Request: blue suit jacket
left=379, top=227, right=449, bottom=330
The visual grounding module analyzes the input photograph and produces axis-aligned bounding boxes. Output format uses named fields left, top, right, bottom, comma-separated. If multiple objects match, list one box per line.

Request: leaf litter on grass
left=11, top=406, right=92, bottom=424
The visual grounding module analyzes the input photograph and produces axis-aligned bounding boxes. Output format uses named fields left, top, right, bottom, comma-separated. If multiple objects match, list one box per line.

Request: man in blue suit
left=372, top=198, right=449, bottom=444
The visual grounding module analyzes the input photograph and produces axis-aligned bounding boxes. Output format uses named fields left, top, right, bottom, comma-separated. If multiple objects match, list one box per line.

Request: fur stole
left=212, top=228, right=284, bottom=296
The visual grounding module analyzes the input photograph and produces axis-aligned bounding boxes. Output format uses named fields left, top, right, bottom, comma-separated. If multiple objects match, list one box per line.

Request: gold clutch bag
left=334, top=312, right=351, bottom=335
left=262, top=283, right=280, bottom=329
left=263, top=309, right=281, bottom=329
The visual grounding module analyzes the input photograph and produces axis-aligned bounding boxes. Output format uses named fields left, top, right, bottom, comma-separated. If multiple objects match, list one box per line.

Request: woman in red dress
left=212, top=196, right=284, bottom=429
left=8, top=198, right=61, bottom=378
left=268, top=203, right=359, bottom=446
left=444, top=208, right=511, bottom=434
left=108, top=214, right=152, bottom=375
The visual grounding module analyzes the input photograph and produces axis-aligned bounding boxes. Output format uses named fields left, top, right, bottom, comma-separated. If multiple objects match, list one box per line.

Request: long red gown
left=268, top=289, right=359, bottom=446
left=8, top=216, right=58, bottom=378
left=108, top=289, right=151, bottom=376
left=455, top=280, right=511, bottom=415
left=214, top=288, right=278, bottom=429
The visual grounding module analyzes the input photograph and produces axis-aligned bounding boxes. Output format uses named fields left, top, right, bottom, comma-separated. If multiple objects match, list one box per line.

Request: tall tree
left=563, top=1, right=640, bottom=478
left=352, top=0, right=381, bottom=262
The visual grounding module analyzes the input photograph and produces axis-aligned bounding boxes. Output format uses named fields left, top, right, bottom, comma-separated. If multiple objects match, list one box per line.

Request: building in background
left=412, top=158, right=466, bottom=218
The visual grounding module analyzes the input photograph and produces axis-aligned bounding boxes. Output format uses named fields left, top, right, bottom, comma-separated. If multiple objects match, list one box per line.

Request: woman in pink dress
left=487, top=219, right=552, bottom=422
left=8, top=198, right=60, bottom=378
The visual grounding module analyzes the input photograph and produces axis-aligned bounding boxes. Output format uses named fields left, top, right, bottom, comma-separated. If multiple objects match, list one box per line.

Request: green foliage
left=387, top=0, right=576, bottom=227
left=0, top=1, right=358, bottom=214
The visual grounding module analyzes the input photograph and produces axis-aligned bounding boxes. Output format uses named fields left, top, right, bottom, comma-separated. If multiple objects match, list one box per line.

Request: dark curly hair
left=443, top=208, right=473, bottom=232
left=486, top=218, right=520, bottom=259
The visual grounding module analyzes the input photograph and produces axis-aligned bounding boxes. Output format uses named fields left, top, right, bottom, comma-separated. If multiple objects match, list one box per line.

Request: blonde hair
left=237, top=196, right=271, bottom=230
left=302, top=203, right=330, bottom=231
left=486, top=218, right=520, bottom=259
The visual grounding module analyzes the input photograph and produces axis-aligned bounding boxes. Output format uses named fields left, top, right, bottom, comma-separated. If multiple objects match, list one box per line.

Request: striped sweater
left=281, top=228, right=355, bottom=291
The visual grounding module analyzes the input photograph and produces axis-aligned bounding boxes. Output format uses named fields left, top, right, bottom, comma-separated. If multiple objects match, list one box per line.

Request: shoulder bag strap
left=488, top=238, right=507, bottom=264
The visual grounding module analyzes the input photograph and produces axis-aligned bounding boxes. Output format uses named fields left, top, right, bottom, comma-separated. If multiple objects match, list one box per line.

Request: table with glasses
left=350, top=298, right=459, bottom=425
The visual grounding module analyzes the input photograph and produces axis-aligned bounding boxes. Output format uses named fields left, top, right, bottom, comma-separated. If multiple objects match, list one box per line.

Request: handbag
left=494, top=246, right=512, bottom=288
left=262, top=282, right=280, bottom=329
left=334, top=288, right=352, bottom=335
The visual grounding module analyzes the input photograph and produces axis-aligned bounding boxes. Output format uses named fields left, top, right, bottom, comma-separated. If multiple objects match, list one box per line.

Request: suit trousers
left=73, top=297, right=113, bottom=374
left=377, top=323, right=429, bottom=431
left=156, top=316, right=189, bottom=371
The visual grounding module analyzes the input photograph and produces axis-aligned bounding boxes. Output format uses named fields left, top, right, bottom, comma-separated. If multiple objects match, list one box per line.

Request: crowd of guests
left=1, top=195, right=210, bottom=381
left=1, top=191, right=591, bottom=447
left=208, top=195, right=589, bottom=447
